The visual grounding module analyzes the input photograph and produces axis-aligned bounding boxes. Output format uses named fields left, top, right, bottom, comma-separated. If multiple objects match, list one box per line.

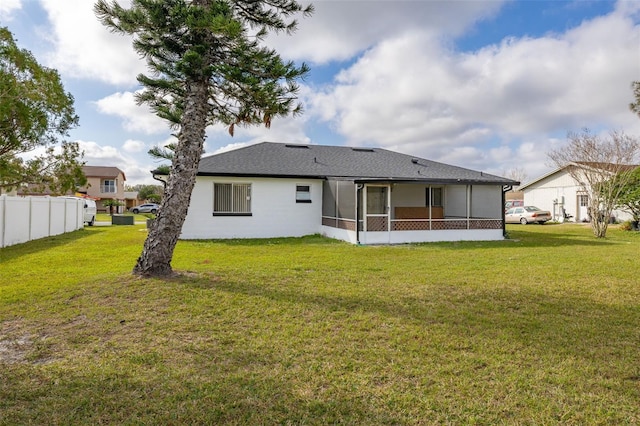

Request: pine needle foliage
left=94, top=0, right=313, bottom=276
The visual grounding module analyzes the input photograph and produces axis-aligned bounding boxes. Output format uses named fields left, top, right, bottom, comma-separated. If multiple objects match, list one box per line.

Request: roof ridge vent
left=285, top=144, right=309, bottom=149
left=352, top=147, right=375, bottom=152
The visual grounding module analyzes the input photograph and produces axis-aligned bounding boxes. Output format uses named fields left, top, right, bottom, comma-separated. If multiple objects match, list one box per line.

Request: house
left=520, top=163, right=636, bottom=223
left=181, top=142, right=518, bottom=244
left=77, top=166, right=126, bottom=213
left=124, top=191, right=139, bottom=211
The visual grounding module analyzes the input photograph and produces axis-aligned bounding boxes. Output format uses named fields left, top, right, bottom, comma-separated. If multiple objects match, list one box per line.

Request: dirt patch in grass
left=0, top=319, right=54, bottom=365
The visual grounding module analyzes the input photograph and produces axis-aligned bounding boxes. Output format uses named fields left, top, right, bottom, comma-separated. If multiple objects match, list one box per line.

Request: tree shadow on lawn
left=468, top=230, right=620, bottom=250
left=183, top=273, right=640, bottom=375
left=0, top=227, right=106, bottom=264
left=187, top=228, right=620, bottom=252
left=4, top=271, right=638, bottom=424
left=184, top=233, right=346, bottom=248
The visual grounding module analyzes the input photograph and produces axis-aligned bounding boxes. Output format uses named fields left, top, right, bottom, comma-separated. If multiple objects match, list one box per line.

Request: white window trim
left=101, top=179, right=116, bottom=194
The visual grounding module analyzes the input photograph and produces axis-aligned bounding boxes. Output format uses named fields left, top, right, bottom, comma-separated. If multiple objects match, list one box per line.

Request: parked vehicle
left=83, top=199, right=97, bottom=226
left=505, top=206, right=552, bottom=224
left=130, top=203, right=159, bottom=214
left=59, top=196, right=96, bottom=226
left=504, top=199, right=524, bottom=211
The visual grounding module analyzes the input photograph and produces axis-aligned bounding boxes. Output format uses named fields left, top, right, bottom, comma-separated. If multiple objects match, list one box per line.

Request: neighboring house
left=124, top=191, right=139, bottom=211
left=505, top=190, right=523, bottom=203
left=181, top=142, right=518, bottom=244
left=520, top=163, right=636, bottom=223
left=77, top=166, right=126, bottom=213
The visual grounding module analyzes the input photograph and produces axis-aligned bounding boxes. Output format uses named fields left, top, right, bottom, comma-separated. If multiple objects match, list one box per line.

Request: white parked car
left=505, top=206, right=552, bottom=225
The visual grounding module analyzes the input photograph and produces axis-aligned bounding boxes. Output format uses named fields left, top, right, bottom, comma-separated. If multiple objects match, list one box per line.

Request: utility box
left=112, top=215, right=134, bottom=225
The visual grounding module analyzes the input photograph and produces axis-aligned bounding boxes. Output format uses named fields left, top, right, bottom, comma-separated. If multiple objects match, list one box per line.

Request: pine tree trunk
left=133, top=80, right=209, bottom=277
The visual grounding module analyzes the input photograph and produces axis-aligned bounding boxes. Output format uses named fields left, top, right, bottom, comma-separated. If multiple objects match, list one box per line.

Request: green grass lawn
left=1, top=224, right=639, bottom=424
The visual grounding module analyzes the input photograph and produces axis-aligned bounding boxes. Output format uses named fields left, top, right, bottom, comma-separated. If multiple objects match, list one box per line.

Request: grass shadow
left=178, top=272, right=639, bottom=367
left=184, top=233, right=347, bottom=247
left=0, top=227, right=106, bottom=264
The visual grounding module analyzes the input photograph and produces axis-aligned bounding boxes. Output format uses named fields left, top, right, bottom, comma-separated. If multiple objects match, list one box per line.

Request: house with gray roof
left=181, top=142, right=518, bottom=244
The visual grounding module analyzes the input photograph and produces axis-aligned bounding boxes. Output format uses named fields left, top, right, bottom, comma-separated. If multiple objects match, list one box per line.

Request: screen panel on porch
left=366, top=186, right=388, bottom=232
left=322, top=180, right=356, bottom=231
left=337, top=181, right=355, bottom=220
left=322, top=180, right=337, bottom=217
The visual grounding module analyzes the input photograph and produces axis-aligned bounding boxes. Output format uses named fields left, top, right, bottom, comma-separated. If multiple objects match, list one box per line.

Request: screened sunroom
left=321, top=179, right=507, bottom=244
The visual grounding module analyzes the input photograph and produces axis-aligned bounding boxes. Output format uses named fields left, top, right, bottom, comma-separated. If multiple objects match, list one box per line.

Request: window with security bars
left=213, top=183, right=251, bottom=215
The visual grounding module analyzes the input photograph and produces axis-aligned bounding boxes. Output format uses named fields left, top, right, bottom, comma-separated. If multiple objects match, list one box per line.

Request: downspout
left=502, top=185, right=512, bottom=238
left=153, top=174, right=168, bottom=189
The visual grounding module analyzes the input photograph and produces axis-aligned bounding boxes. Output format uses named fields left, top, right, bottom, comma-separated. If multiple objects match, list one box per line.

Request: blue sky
left=2, top=0, right=639, bottom=185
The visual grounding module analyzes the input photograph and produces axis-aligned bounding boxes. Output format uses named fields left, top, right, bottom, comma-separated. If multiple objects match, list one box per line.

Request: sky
left=2, top=0, right=640, bottom=186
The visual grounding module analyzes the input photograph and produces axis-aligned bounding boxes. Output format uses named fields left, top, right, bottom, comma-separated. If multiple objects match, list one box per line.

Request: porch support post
left=356, top=184, right=361, bottom=244
left=363, top=185, right=367, bottom=233
left=502, top=185, right=512, bottom=238
left=467, top=185, right=471, bottom=229
left=386, top=184, right=391, bottom=236
left=428, top=186, right=432, bottom=230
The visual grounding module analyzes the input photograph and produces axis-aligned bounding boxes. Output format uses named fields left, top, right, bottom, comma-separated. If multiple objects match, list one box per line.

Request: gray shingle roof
left=82, top=166, right=126, bottom=180
left=197, top=142, right=517, bottom=185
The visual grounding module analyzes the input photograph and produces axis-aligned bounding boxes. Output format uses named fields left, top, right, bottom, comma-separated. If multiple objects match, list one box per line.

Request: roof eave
left=197, top=172, right=514, bottom=185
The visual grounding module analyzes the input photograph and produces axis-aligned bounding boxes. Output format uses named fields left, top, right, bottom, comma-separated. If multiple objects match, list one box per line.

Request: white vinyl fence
left=0, top=195, right=84, bottom=248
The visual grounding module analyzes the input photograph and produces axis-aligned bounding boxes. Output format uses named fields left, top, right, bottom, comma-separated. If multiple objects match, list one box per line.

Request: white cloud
left=209, top=142, right=251, bottom=156
left=200, top=102, right=311, bottom=154
left=79, top=140, right=127, bottom=163
left=268, top=0, right=506, bottom=64
left=39, top=0, right=144, bottom=86
left=78, top=140, right=158, bottom=185
left=94, top=91, right=168, bottom=135
left=308, top=3, right=640, bottom=179
left=122, top=139, right=147, bottom=153
left=0, top=0, right=21, bottom=20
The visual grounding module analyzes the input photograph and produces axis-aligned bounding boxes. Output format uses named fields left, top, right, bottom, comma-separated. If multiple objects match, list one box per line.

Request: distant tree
left=548, top=129, right=640, bottom=238
left=610, top=166, right=640, bottom=224
left=137, top=184, right=162, bottom=203
left=103, top=198, right=123, bottom=215
left=95, top=0, right=312, bottom=277
left=125, top=183, right=163, bottom=202
left=631, top=81, right=640, bottom=119
left=0, top=27, right=85, bottom=194
left=502, top=167, right=528, bottom=189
